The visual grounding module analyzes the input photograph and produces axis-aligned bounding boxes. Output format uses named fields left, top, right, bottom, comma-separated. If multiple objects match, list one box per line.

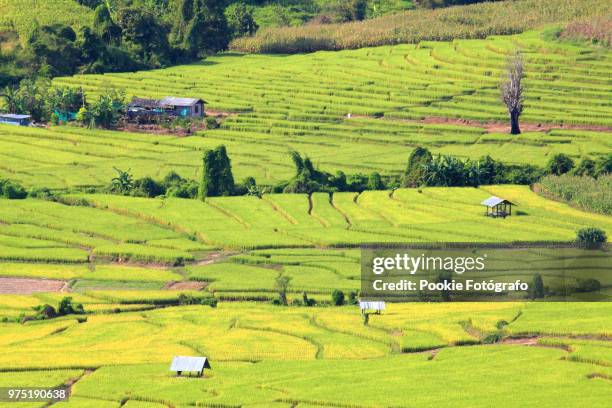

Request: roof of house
left=160, top=97, right=205, bottom=106
left=129, top=97, right=161, bottom=108
left=170, top=356, right=211, bottom=372
left=481, top=196, right=516, bottom=207
left=0, top=113, right=31, bottom=120
left=359, top=301, right=386, bottom=310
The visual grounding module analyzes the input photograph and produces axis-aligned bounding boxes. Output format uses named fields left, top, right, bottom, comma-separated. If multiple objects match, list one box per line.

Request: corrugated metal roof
left=160, top=97, right=204, bottom=106
left=359, top=301, right=386, bottom=310
left=0, top=114, right=31, bottom=119
left=481, top=196, right=515, bottom=207
left=129, top=97, right=161, bottom=108
left=170, top=356, right=211, bottom=372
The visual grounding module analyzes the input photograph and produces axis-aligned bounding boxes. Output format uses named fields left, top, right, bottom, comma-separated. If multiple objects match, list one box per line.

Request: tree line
left=1, top=0, right=261, bottom=88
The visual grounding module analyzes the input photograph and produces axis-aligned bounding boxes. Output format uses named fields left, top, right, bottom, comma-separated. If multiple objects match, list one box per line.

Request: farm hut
left=170, top=356, right=211, bottom=377
left=359, top=301, right=386, bottom=315
left=159, top=97, right=205, bottom=118
left=0, top=113, right=31, bottom=126
left=481, top=196, right=515, bottom=218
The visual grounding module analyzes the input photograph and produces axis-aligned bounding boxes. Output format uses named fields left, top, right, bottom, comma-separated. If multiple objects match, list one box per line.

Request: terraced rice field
left=0, top=302, right=609, bottom=407
left=0, top=192, right=610, bottom=406
left=0, top=30, right=601, bottom=189
left=68, top=185, right=612, bottom=249
left=0, top=20, right=610, bottom=408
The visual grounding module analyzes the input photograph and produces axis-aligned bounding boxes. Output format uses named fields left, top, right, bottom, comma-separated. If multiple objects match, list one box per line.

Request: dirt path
left=348, top=114, right=612, bottom=133
left=196, top=251, right=232, bottom=266
left=163, top=281, right=207, bottom=291
left=0, top=277, right=67, bottom=294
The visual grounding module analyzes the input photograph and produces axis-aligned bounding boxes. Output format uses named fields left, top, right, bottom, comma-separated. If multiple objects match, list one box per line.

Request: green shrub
left=575, top=278, right=601, bottom=293
left=547, top=154, right=574, bottom=176
left=332, top=289, right=345, bottom=306
left=482, top=332, right=502, bottom=344
left=576, top=227, right=607, bottom=249
left=530, top=274, right=545, bottom=299
left=574, top=158, right=596, bottom=177
left=58, top=297, right=85, bottom=315
left=205, top=116, right=220, bottom=129
left=0, top=179, right=27, bottom=199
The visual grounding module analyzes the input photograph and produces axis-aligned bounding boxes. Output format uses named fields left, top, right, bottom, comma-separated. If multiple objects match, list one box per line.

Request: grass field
left=0, top=0, right=92, bottom=38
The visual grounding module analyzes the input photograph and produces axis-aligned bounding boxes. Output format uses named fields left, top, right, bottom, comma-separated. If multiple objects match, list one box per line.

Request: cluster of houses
left=0, top=95, right=205, bottom=127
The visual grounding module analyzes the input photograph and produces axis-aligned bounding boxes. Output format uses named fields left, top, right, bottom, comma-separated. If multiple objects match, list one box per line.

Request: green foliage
left=58, top=296, right=85, bottom=315
left=116, top=6, right=172, bottom=66
left=109, top=167, right=134, bottom=195
left=331, top=289, right=345, bottom=306
left=93, top=4, right=121, bottom=45
left=230, top=0, right=610, bottom=53
left=0, top=179, right=27, bottom=199
left=2, top=78, right=50, bottom=121
left=25, top=23, right=81, bottom=77
left=573, top=158, right=596, bottom=177
left=80, top=89, right=126, bottom=128
left=538, top=175, right=611, bottom=215
left=531, top=273, right=545, bottom=299
left=170, top=0, right=230, bottom=58
left=226, top=2, right=259, bottom=38
left=275, top=274, right=292, bottom=306
left=546, top=153, right=574, bottom=176
left=402, top=147, right=432, bottom=187
left=418, top=0, right=500, bottom=9
left=200, top=145, right=235, bottom=198
left=367, top=172, right=385, bottom=190
left=422, top=155, right=467, bottom=187
left=205, top=116, right=219, bottom=129
left=132, top=176, right=164, bottom=198
left=576, top=227, right=607, bottom=249
left=574, top=278, right=601, bottom=293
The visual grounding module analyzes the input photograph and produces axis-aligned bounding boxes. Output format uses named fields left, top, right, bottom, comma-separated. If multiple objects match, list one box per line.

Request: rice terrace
left=0, top=0, right=611, bottom=407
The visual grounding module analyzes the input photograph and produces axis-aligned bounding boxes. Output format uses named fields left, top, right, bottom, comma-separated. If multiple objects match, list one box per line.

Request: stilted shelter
left=481, top=196, right=515, bottom=218
left=170, top=356, right=211, bottom=377
left=359, top=301, right=386, bottom=315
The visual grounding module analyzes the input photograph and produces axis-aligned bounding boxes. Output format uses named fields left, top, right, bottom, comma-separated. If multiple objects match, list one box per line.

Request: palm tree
left=1, top=86, right=20, bottom=113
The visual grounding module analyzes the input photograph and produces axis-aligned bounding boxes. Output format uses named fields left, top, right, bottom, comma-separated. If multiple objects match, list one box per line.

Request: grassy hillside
left=231, top=0, right=611, bottom=53
left=1, top=185, right=610, bottom=260
left=0, top=0, right=92, bottom=38
left=2, top=30, right=596, bottom=188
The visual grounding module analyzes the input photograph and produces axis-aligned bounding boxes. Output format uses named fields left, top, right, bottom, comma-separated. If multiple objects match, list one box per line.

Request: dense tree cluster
left=1, top=80, right=124, bottom=127
left=1, top=0, right=248, bottom=87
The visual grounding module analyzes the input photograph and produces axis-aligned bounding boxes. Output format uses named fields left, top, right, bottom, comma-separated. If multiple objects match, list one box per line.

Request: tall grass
left=560, top=16, right=612, bottom=46
left=537, top=174, right=612, bottom=215
left=231, top=0, right=611, bottom=53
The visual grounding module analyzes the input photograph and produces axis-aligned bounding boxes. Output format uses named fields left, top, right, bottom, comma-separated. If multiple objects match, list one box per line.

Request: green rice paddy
left=0, top=24, right=610, bottom=408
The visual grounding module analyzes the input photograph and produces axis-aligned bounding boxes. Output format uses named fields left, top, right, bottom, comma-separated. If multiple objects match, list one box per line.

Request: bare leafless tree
left=500, top=52, right=524, bottom=135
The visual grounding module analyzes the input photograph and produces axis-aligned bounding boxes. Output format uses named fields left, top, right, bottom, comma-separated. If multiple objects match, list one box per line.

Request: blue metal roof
left=0, top=114, right=31, bottom=119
